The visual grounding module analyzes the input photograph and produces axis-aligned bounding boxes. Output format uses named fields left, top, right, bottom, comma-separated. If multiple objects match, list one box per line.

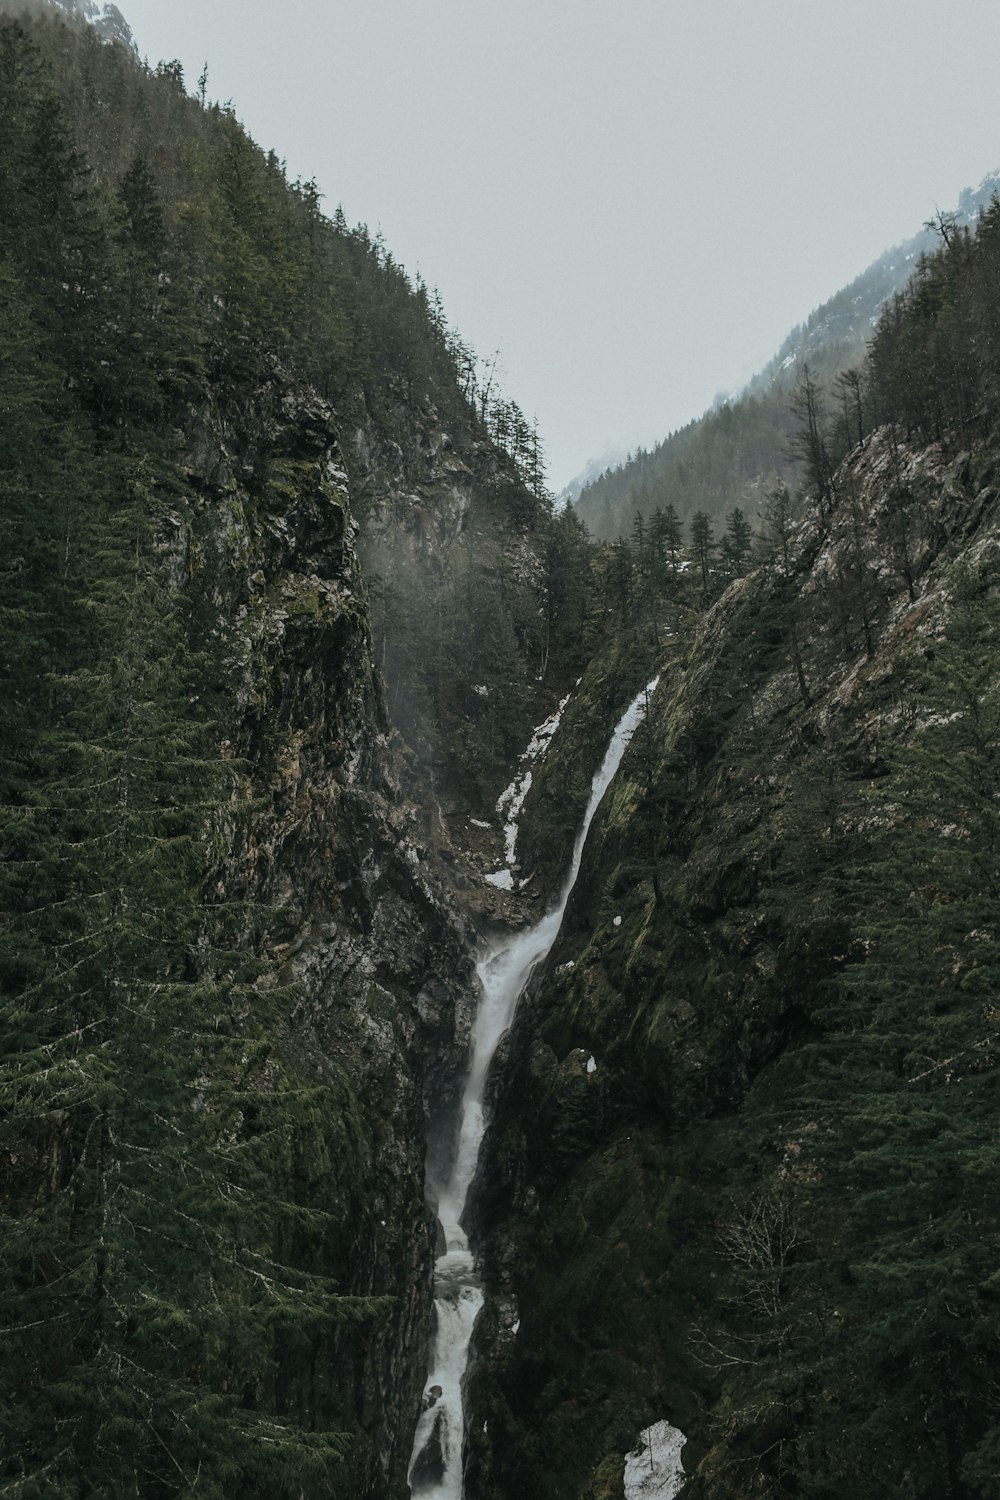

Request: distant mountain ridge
left=4, top=0, right=135, bottom=44
left=575, top=170, right=1000, bottom=540
left=555, top=443, right=629, bottom=509
left=747, top=170, right=1000, bottom=399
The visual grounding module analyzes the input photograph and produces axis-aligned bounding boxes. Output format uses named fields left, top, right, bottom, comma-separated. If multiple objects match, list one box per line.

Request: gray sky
left=120, top=0, right=1000, bottom=488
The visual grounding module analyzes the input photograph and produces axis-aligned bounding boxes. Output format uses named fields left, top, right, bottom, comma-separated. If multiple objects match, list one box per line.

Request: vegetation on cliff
left=0, top=8, right=495, bottom=1493
left=469, top=204, right=1000, bottom=1500
left=5, top=3, right=1000, bottom=1498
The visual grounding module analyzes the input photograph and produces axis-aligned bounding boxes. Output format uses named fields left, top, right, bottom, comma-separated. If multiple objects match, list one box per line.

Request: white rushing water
left=408, top=678, right=660, bottom=1499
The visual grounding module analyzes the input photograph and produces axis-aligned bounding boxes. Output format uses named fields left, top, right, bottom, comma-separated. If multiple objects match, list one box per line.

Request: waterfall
left=408, top=678, right=660, bottom=1499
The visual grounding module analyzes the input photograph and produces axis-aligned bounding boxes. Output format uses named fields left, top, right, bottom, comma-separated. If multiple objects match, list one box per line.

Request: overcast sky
left=119, top=0, right=1000, bottom=488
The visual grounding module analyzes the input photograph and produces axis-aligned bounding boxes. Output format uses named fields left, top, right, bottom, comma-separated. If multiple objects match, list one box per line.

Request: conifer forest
left=2, top=4, right=1000, bottom=1498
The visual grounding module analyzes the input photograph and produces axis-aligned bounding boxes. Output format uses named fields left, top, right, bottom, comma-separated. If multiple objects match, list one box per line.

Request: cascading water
left=408, top=678, right=660, bottom=1499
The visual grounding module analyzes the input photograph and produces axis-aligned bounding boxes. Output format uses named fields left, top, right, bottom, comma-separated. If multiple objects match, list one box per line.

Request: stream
left=408, top=679, right=660, bottom=1498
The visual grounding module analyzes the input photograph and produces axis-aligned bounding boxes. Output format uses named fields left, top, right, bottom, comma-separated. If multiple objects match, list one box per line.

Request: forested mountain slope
left=576, top=173, right=1000, bottom=545
left=5, top=4, right=1000, bottom=1499
left=466, top=197, right=1000, bottom=1499
left=0, top=6, right=577, bottom=1494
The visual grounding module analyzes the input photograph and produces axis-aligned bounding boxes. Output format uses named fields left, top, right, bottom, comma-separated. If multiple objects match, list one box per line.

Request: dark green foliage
left=577, top=391, right=803, bottom=541
left=869, top=199, right=1000, bottom=445
left=645, top=564, right=1000, bottom=1499
left=541, top=503, right=593, bottom=675
left=721, top=507, right=752, bottom=578
left=0, top=6, right=504, bottom=464
left=0, top=17, right=408, bottom=1494
left=717, top=566, right=1000, bottom=1499
left=789, top=363, right=834, bottom=515
left=689, top=510, right=714, bottom=597
left=0, top=466, right=380, bottom=1496
left=650, top=502, right=683, bottom=579
left=471, top=431, right=1000, bottom=1498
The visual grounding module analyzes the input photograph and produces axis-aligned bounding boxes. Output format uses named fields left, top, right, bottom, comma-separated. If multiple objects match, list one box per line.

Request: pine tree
left=689, top=511, right=714, bottom=599
left=790, top=364, right=834, bottom=516
left=723, top=508, right=752, bottom=577
left=736, top=564, right=1000, bottom=1498
left=650, top=502, right=683, bottom=579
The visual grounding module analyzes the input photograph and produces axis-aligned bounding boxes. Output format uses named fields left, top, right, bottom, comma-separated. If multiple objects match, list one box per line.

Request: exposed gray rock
left=179, top=370, right=478, bottom=1498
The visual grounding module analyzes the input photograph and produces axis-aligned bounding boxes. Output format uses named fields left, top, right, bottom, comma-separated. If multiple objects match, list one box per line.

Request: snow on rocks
left=486, top=690, right=572, bottom=889
left=497, top=770, right=533, bottom=869
left=624, top=1421, right=687, bottom=1500
left=586, top=1055, right=597, bottom=1074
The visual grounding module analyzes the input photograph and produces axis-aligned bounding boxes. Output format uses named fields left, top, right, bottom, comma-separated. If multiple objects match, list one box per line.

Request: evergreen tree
left=650, top=502, right=683, bottom=578
left=689, top=510, right=714, bottom=599
left=723, top=507, right=752, bottom=577
left=788, top=565, right=1000, bottom=1496
left=789, top=364, right=834, bottom=516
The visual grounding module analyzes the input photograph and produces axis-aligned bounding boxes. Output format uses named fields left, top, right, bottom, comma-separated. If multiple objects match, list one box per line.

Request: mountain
left=575, top=171, right=1000, bottom=543
left=746, top=171, right=1000, bottom=399
left=463, top=190, right=1000, bottom=1499
left=0, top=6, right=579, bottom=1493
left=9, top=0, right=134, bottom=43
left=4, top=2, right=1000, bottom=1498
left=555, top=444, right=631, bottom=510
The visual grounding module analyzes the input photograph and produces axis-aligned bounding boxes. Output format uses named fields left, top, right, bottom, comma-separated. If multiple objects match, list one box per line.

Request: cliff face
left=177, top=372, right=481, bottom=1496
left=465, top=428, right=1000, bottom=1500
left=0, top=14, right=569, bottom=1487
left=351, top=402, right=555, bottom=831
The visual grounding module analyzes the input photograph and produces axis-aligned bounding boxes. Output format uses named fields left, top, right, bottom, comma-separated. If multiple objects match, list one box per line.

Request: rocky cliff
left=464, top=427, right=1000, bottom=1500
left=173, top=371, right=488, bottom=1496
left=0, top=13, right=566, bottom=1489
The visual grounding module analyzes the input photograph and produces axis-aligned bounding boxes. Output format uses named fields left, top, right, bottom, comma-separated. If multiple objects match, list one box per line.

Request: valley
left=1, top=6, right=999, bottom=1500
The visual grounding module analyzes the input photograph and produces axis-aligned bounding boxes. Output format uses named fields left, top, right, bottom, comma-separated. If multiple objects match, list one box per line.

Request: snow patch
left=485, top=869, right=514, bottom=890
left=490, top=691, right=573, bottom=885
left=586, top=1055, right=597, bottom=1074
left=470, top=818, right=491, bottom=829
left=624, top=1421, right=687, bottom=1500
left=613, top=915, right=622, bottom=928
left=498, top=770, right=533, bottom=867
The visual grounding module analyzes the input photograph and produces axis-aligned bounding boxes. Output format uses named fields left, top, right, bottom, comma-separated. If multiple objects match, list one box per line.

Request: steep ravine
left=9, top=17, right=998, bottom=1493
left=185, top=369, right=602, bottom=1498
left=408, top=683, right=661, bottom=1498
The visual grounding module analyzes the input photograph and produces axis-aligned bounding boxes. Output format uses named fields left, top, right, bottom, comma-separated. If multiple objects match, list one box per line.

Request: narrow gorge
left=2, top=7, right=1000, bottom=1500
left=409, top=682, right=664, bottom=1497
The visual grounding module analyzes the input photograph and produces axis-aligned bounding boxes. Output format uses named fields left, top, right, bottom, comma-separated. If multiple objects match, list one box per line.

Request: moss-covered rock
left=466, top=429, right=1000, bottom=1500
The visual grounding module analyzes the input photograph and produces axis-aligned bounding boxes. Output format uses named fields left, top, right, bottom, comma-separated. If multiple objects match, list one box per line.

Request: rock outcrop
left=179, top=371, right=479, bottom=1497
